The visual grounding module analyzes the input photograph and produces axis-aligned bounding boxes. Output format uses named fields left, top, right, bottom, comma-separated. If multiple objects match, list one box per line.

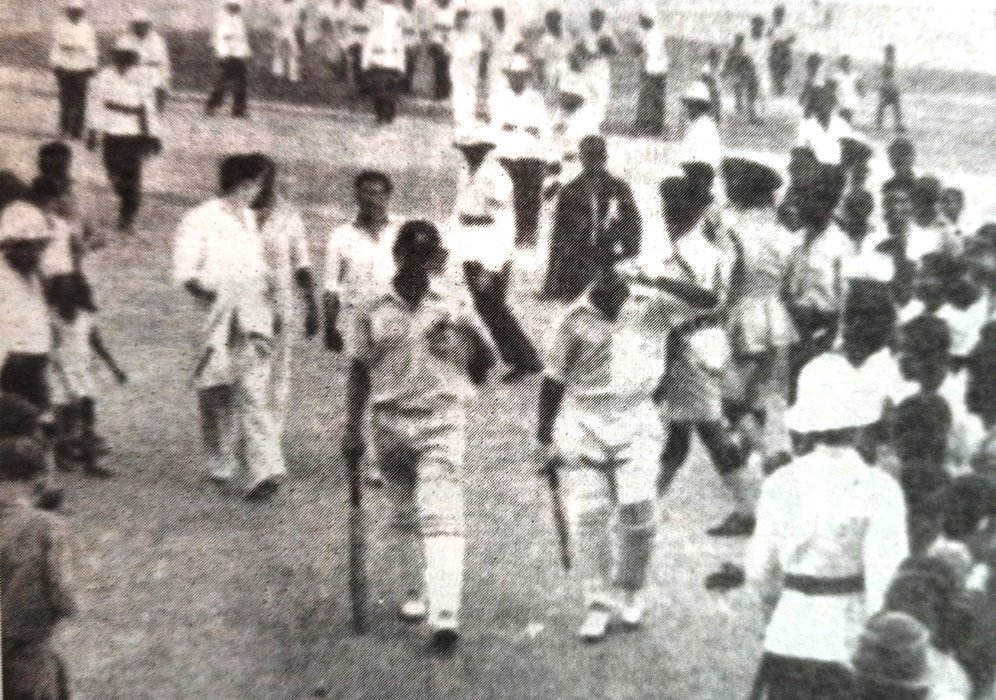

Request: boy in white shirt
left=50, top=0, right=98, bottom=140
left=832, top=55, right=863, bottom=125
left=127, top=9, right=172, bottom=112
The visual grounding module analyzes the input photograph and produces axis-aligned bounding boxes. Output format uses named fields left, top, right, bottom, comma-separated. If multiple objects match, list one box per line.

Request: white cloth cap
left=454, top=121, right=497, bottom=147
left=113, top=34, right=141, bottom=53
left=786, top=353, right=883, bottom=432
left=131, top=8, right=152, bottom=22
left=683, top=81, right=711, bottom=104
left=0, top=204, right=51, bottom=246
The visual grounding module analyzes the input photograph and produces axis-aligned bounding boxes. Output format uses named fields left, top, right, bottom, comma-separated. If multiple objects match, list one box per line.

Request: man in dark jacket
left=543, top=136, right=642, bottom=302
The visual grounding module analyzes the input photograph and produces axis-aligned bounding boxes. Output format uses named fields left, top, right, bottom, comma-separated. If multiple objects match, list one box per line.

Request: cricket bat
left=346, top=448, right=365, bottom=634
left=545, top=456, right=572, bottom=572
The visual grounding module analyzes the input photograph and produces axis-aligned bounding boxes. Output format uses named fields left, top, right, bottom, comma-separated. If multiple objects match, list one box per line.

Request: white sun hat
left=786, top=353, right=883, bottom=433
left=682, top=81, right=711, bottom=105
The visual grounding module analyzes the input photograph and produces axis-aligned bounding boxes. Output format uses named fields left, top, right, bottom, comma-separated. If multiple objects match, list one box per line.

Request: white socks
left=424, top=535, right=465, bottom=629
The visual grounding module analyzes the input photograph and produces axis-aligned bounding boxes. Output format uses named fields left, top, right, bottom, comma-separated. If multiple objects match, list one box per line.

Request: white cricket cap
left=113, top=34, right=141, bottom=53
left=682, top=81, right=711, bottom=104
left=0, top=203, right=52, bottom=247
left=786, top=353, right=883, bottom=433
left=131, top=8, right=152, bottom=22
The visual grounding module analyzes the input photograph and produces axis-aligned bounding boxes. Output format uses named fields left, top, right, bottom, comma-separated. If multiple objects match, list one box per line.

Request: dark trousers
left=657, top=422, right=744, bottom=495
left=428, top=44, right=451, bottom=100
left=770, top=44, right=792, bottom=96
left=3, top=641, right=70, bottom=700
left=365, top=67, right=402, bottom=124
left=0, top=353, right=50, bottom=410
left=206, top=58, right=249, bottom=117
left=750, top=653, right=853, bottom=700
left=347, top=44, right=365, bottom=92
left=462, top=262, right=542, bottom=373
left=504, top=158, right=546, bottom=248
left=635, top=72, right=667, bottom=137
left=877, top=86, right=903, bottom=130
left=55, top=396, right=98, bottom=462
left=54, top=69, right=90, bottom=139
left=402, top=47, right=418, bottom=93
left=102, top=135, right=146, bottom=230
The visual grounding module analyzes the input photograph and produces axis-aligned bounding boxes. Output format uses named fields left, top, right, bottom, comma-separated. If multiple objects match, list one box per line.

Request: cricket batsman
left=341, top=220, right=495, bottom=653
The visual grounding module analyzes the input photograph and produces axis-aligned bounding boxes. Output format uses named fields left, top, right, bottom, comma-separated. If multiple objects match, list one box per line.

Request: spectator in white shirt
left=361, top=0, right=407, bottom=124
left=399, top=0, right=419, bottom=94
left=832, top=54, right=863, bottom=125
left=127, top=9, right=172, bottom=112
left=206, top=0, right=252, bottom=118
left=493, top=53, right=551, bottom=248
left=0, top=174, right=54, bottom=410
left=345, top=0, right=372, bottom=89
left=427, top=0, right=454, bottom=100
left=578, top=7, right=617, bottom=130
left=448, top=8, right=482, bottom=131
left=85, top=36, right=161, bottom=236
left=173, top=154, right=291, bottom=500
left=633, top=5, right=668, bottom=138
left=747, top=352, right=908, bottom=698
left=270, top=0, right=306, bottom=83
left=484, top=5, right=520, bottom=116
left=797, top=85, right=852, bottom=166
left=50, top=0, right=98, bottom=140
left=535, top=9, right=570, bottom=107
left=451, top=126, right=542, bottom=381
left=679, top=81, right=721, bottom=172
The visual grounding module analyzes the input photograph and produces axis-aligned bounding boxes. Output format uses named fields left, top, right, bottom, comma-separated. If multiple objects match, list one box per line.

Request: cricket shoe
left=398, top=596, right=428, bottom=624
left=706, top=512, right=756, bottom=538
left=429, top=612, right=459, bottom=654
left=365, top=467, right=385, bottom=488
left=245, top=475, right=283, bottom=501
left=577, top=603, right=613, bottom=643
left=616, top=591, right=645, bottom=630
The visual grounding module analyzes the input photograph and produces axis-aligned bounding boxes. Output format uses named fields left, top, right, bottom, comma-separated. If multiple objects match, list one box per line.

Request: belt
left=783, top=573, right=865, bottom=596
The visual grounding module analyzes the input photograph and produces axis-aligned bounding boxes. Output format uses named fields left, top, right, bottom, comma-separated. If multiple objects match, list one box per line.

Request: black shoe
left=83, top=461, right=114, bottom=479
left=245, top=477, right=281, bottom=501
left=431, top=626, right=459, bottom=655
left=501, top=364, right=542, bottom=385
left=704, top=562, right=746, bottom=591
left=36, top=485, right=64, bottom=511
left=706, top=512, right=756, bottom=538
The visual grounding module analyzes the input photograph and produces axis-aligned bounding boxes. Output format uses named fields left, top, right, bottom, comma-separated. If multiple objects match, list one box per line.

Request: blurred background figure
left=50, top=0, right=98, bottom=140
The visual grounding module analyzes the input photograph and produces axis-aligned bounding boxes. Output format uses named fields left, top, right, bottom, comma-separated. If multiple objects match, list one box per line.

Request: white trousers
left=272, top=37, right=301, bottom=82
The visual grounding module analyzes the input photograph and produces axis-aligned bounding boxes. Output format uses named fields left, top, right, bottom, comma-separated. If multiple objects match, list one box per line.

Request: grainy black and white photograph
left=2, top=0, right=996, bottom=697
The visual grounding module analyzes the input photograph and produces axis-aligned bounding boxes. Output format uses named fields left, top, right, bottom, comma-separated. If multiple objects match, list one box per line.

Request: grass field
left=1, top=29, right=996, bottom=698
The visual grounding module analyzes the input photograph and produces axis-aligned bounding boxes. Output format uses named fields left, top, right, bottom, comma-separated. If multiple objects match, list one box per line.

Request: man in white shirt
left=427, top=0, right=454, bottom=100
left=579, top=7, right=617, bottom=130
left=451, top=126, right=542, bottom=381
left=748, top=353, right=908, bottom=696
left=535, top=9, right=569, bottom=107
left=173, top=154, right=289, bottom=500
left=322, top=170, right=400, bottom=353
left=271, top=0, right=306, bottom=83
left=399, top=0, right=419, bottom=94
left=85, top=36, right=161, bottom=236
left=0, top=179, right=53, bottom=410
left=50, top=0, right=98, bottom=140
left=768, top=4, right=794, bottom=97
left=633, top=5, right=669, bottom=138
left=127, top=9, right=172, bottom=113
left=796, top=84, right=852, bottom=166
left=493, top=53, right=551, bottom=248
left=448, top=8, right=481, bottom=131
left=679, top=81, right=721, bottom=172
left=483, top=5, right=519, bottom=117
left=361, top=0, right=407, bottom=124
left=206, top=0, right=252, bottom=118
left=833, top=54, right=863, bottom=125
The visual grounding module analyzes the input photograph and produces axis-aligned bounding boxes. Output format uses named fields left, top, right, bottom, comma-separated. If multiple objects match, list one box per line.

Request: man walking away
left=427, top=0, right=454, bottom=100
left=206, top=0, right=252, bottom=118
left=50, top=0, right=98, bottom=140
left=633, top=3, right=668, bottom=138
left=362, top=0, right=407, bottom=125
left=128, top=9, right=173, bottom=113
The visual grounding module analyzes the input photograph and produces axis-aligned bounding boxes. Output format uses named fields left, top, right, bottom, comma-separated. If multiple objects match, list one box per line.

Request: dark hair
left=38, top=142, right=72, bottom=184
left=28, top=176, right=63, bottom=207
left=883, top=556, right=964, bottom=653
left=0, top=438, right=47, bottom=482
left=941, top=475, right=995, bottom=540
left=0, top=393, right=41, bottom=439
left=888, top=137, right=916, bottom=161
left=250, top=155, right=278, bottom=212
left=393, top=219, right=444, bottom=264
left=45, top=272, right=98, bottom=314
left=219, top=153, right=271, bottom=195
left=901, top=315, right=951, bottom=359
left=0, top=170, right=24, bottom=211
left=354, top=169, right=392, bottom=194
left=893, top=392, right=951, bottom=466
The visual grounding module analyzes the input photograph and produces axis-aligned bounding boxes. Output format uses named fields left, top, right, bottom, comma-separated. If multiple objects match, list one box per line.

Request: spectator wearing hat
left=492, top=53, right=551, bottom=248
left=679, top=81, right=721, bottom=172
left=747, top=352, right=908, bottom=698
left=127, top=9, right=171, bottom=113
left=361, top=0, right=407, bottom=125
left=447, top=8, right=481, bottom=132
left=654, top=173, right=752, bottom=538
left=450, top=125, right=542, bottom=382
left=206, top=0, right=252, bottom=118
left=543, top=135, right=642, bottom=302
left=0, top=432, right=77, bottom=700
left=851, top=612, right=931, bottom=699
left=633, top=4, right=669, bottom=138
left=882, top=556, right=972, bottom=698
left=0, top=177, right=54, bottom=410
left=577, top=7, right=617, bottom=130
left=767, top=4, right=794, bottom=97
left=50, top=0, right=98, bottom=140
left=342, top=220, right=495, bottom=653
left=86, top=35, right=161, bottom=237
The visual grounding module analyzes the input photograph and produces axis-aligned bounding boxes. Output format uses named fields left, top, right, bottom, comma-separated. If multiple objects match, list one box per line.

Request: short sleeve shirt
left=322, top=219, right=399, bottom=299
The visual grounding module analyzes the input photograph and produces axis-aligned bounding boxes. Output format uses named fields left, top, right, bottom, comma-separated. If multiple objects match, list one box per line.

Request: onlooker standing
left=206, top=0, right=252, bottom=118
left=345, top=0, right=373, bottom=90
left=271, top=0, right=307, bottom=83
left=724, top=34, right=758, bottom=123
left=427, top=0, right=454, bottom=100
left=768, top=4, right=794, bottom=97
left=633, top=4, right=669, bottom=138
left=86, top=36, right=161, bottom=236
left=50, top=0, right=98, bottom=140
left=535, top=9, right=570, bottom=108
left=483, top=5, right=519, bottom=114
left=128, top=9, right=172, bottom=113
left=448, top=8, right=482, bottom=131
left=878, top=44, right=904, bottom=132
left=399, top=0, right=419, bottom=94
left=578, top=8, right=617, bottom=130
left=745, top=15, right=770, bottom=118
left=362, top=0, right=407, bottom=125
left=747, top=353, right=908, bottom=697
left=833, top=55, right=863, bottom=125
